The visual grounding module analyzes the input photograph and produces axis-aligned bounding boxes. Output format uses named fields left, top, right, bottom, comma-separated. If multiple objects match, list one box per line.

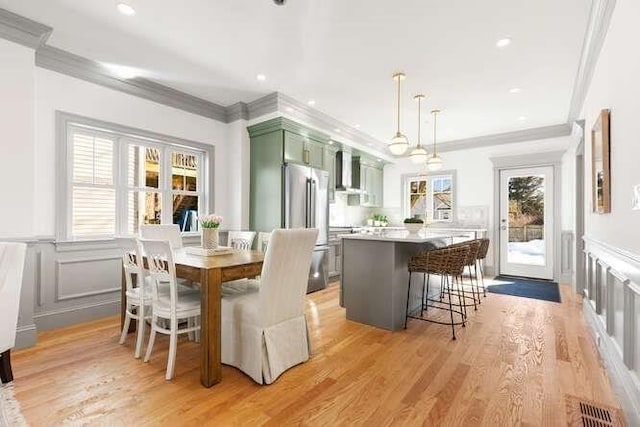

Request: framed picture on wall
left=592, top=109, right=611, bottom=214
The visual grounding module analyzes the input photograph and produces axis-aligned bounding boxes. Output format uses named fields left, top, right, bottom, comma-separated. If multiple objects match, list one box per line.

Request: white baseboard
left=33, top=298, right=120, bottom=333
left=15, top=324, right=37, bottom=349
left=583, top=300, right=640, bottom=425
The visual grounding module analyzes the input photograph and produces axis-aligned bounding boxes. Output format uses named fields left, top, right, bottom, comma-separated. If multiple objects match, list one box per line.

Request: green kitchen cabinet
left=248, top=117, right=331, bottom=232
left=351, top=156, right=383, bottom=207
left=283, top=130, right=324, bottom=168
left=325, top=144, right=338, bottom=203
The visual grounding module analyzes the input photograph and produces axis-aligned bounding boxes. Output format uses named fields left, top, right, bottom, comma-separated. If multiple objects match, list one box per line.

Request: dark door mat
left=487, top=275, right=561, bottom=303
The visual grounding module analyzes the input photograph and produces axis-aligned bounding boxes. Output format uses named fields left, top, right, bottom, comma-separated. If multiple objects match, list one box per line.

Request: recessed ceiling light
left=117, top=1, right=136, bottom=16
left=377, top=159, right=382, bottom=162
left=509, top=87, right=522, bottom=94
left=334, top=129, right=341, bottom=133
left=496, top=37, right=511, bottom=48
left=285, top=107, right=294, bottom=113
left=518, top=116, right=527, bottom=121
left=307, top=99, right=316, bottom=106
left=354, top=124, right=361, bottom=129
left=328, top=141, right=334, bottom=145
left=256, top=74, right=266, bottom=82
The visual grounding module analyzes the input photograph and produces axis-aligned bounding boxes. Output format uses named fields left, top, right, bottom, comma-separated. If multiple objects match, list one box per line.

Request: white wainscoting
left=583, top=236, right=640, bottom=425
left=13, top=233, right=210, bottom=348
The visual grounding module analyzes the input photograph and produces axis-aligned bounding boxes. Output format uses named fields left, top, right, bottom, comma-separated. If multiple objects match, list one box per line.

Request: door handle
left=305, top=178, right=312, bottom=227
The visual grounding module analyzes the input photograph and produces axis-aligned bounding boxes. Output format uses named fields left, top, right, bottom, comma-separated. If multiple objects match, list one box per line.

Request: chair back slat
left=228, top=231, right=256, bottom=250
left=115, top=237, right=145, bottom=293
left=140, top=239, right=178, bottom=311
left=258, top=229, right=318, bottom=327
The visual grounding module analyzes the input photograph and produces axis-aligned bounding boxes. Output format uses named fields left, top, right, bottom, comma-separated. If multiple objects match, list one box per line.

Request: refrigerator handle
left=310, top=179, right=317, bottom=228
left=305, top=178, right=312, bottom=228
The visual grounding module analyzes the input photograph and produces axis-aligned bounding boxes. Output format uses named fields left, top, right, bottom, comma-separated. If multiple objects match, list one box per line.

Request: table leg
left=200, top=268, right=222, bottom=387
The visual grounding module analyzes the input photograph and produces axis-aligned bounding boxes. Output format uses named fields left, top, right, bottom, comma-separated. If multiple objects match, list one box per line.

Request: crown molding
left=436, top=123, right=571, bottom=153
left=0, top=8, right=52, bottom=49
left=35, top=45, right=228, bottom=122
left=567, top=0, right=617, bottom=123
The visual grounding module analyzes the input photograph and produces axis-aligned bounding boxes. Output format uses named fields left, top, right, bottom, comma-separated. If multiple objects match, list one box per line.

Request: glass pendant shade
left=409, top=146, right=428, bottom=164
left=427, top=155, right=443, bottom=171
left=389, top=132, right=409, bottom=155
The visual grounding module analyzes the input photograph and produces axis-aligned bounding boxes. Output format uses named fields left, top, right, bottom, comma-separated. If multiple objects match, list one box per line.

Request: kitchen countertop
left=341, top=232, right=453, bottom=244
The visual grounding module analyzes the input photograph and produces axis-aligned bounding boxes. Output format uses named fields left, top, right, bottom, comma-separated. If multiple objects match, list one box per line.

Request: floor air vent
left=565, top=395, right=625, bottom=427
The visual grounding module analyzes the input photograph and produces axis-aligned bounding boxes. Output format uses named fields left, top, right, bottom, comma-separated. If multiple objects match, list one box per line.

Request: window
left=404, top=173, right=454, bottom=223
left=60, top=114, right=212, bottom=240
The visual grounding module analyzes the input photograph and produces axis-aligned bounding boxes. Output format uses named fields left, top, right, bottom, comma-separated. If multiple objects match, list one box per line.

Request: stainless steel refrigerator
left=283, top=163, right=329, bottom=293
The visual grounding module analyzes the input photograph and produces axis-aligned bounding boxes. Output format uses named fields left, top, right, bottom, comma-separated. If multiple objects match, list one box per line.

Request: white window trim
left=401, top=170, right=457, bottom=224
left=56, top=111, right=215, bottom=242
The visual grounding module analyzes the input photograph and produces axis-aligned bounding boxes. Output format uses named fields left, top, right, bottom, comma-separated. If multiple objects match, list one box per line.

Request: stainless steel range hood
left=335, top=151, right=362, bottom=193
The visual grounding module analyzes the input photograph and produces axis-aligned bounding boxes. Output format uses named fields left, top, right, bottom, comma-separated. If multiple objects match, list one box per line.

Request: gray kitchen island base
left=341, top=234, right=450, bottom=331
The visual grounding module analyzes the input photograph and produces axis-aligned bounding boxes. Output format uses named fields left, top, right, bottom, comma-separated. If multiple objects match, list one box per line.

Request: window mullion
left=162, top=147, right=172, bottom=226
left=115, top=138, right=126, bottom=235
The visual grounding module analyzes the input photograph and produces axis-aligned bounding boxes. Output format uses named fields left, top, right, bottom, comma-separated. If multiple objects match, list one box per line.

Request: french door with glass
left=499, top=166, right=554, bottom=280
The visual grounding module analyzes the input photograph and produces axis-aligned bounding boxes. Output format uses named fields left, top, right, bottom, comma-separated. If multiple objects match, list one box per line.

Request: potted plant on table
left=199, top=214, right=223, bottom=249
left=403, top=217, right=424, bottom=236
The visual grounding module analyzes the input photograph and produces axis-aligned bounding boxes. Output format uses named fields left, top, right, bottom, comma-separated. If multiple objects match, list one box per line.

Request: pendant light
left=427, top=109, right=443, bottom=171
left=409, top=94, right=428, bottom=164
left=388, top=72, right=409, bottom=155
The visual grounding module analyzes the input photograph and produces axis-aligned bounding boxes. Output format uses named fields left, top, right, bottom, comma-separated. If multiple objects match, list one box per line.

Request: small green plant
left=403, top=217, right=424, bottom=224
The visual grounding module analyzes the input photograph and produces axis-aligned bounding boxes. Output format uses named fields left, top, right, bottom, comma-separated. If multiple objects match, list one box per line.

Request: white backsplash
left=329, top=194, right=376, bottom=227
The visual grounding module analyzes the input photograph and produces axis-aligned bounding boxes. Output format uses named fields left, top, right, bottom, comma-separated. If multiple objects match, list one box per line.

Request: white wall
left=0, top=39, right=35, bottom=238
left=579, top=0, right=640, bottom=254
left=33, top=69, right=238, bottom=235
left=384, top=136, right=571, bottom=270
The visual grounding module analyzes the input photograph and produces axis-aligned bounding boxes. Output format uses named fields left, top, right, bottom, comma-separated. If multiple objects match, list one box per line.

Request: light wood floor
left=13, top=283, right=622, bottom=426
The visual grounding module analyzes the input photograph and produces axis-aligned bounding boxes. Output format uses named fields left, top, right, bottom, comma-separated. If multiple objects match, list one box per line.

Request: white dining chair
left=256, top=231, right=272, bottom=253
left=140, top=224, right=183, bottom=249
left=116, top=237, right=197, bottom=359
left=227, top=231, right=257, bottom=250
left=0, top=242, right=27, bottom=383
left=116, top=237, right=151, bottom=359
left=221, top=228, right=318, bottom=384
left=140, top=239, right=201, bottom=380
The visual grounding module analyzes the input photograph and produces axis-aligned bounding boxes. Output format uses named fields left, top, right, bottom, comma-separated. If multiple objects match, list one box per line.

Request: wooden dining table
left=121, top=248, right=264, bottom=387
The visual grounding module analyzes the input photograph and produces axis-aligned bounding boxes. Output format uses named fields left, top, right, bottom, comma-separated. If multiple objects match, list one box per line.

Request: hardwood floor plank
left=11, top=283, right=624, bottom=426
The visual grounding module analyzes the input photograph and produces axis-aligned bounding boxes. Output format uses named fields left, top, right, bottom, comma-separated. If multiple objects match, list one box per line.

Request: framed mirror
left=592, top=109, right=611, bottom=214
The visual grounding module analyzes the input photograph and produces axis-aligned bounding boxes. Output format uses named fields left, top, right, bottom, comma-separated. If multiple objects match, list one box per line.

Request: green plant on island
left=403, top=217, right=424, bottom=224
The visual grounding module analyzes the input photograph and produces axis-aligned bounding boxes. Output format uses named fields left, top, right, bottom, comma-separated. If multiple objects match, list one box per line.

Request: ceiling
left=6, top=0, right=592, bottom=145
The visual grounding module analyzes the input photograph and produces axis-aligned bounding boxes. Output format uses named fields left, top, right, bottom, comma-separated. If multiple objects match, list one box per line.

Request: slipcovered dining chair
left=227, top=231, right=257, bottom=250
left=140, top=239, right=201, bottom=380
left=221, top=228, right=318, bottom=384
left=0, top=242, right=27, bottom=383
left=140, top=224, right=183, bottom=249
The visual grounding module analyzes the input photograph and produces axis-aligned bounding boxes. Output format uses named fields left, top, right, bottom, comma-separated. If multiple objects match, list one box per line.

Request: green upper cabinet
left=324, top=144, right=338, bottom=203
left=283, top=130, right=324, bottom=168
left=352, top=156, right=383, bottom=207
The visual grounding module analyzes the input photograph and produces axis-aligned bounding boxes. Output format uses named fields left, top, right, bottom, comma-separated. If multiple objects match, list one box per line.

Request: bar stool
left=404, top=245, right=470, bottom=340
left=476, top=238, right=490, bottom=296
left=447, top=240, right=482, bottom=310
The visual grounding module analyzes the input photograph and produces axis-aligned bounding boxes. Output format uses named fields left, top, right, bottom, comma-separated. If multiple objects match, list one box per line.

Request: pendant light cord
left=432, top=110, right=438, bottom=156
left=396, top=75, right=401, bottom=134
left=417, top=96, right=421, bottom=147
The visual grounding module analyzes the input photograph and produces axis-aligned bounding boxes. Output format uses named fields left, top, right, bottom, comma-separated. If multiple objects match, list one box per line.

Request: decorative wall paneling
left=583, top=235, right=640, bottom=424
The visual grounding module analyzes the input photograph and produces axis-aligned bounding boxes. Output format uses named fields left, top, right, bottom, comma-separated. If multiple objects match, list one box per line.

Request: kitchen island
left=340, top=232, right=454, bottom=331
